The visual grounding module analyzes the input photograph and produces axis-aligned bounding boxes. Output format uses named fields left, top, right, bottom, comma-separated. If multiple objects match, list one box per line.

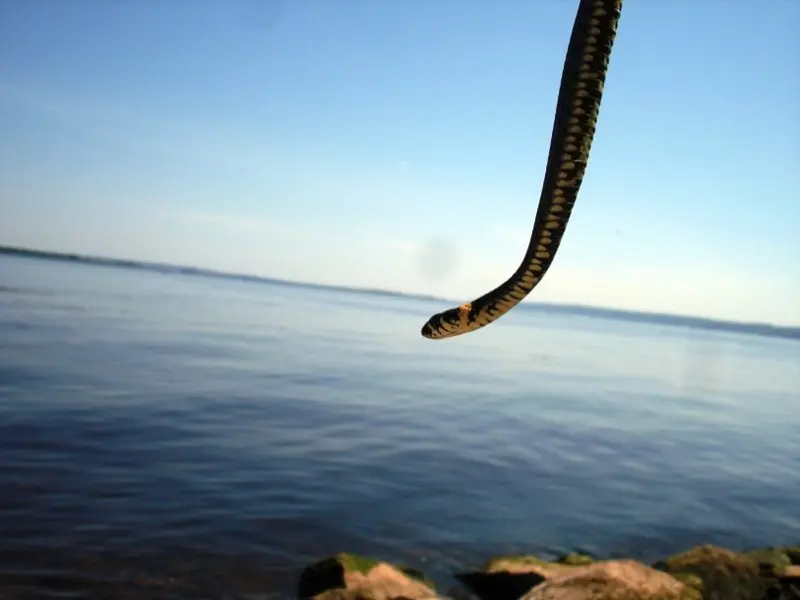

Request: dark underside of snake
left=421, top=0, right=623, bottom=340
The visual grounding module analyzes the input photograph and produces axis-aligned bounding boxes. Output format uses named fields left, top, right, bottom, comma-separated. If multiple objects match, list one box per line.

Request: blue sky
left=1, top=0, right=798, bottom=326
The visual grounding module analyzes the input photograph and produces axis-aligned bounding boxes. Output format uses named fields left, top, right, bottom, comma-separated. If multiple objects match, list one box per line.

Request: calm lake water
left=1, top=253, right=798, bottom=598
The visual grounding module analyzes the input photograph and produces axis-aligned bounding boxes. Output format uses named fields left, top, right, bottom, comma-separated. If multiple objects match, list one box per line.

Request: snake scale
left=421, top=0, right=623, bottom=340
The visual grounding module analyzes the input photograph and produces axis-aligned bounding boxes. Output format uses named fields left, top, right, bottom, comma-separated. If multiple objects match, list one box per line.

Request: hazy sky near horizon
left=1, top=1, right=798, bottom=325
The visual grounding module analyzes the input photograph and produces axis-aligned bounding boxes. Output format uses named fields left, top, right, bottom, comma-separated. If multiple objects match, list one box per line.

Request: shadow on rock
left=455, top=570, right=546, bottom=600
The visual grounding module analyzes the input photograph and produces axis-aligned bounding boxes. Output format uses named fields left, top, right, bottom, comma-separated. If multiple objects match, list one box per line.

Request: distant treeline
left=2, top=244, right=798, bottom=341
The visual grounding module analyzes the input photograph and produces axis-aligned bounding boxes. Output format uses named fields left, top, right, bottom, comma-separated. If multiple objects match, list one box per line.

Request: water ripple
left=0, top=255, right=798, bottom=597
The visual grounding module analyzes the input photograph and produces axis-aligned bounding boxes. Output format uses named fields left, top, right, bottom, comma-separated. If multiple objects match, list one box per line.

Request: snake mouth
left=420, top=305, right=475, bottom=340
left=421, top=320, right=444, bottom=339
left=420, top=315, right=451, bottom=340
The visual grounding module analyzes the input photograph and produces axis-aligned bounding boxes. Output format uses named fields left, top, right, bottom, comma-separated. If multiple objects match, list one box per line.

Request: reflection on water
left=0, top=255, right=798, bottom=598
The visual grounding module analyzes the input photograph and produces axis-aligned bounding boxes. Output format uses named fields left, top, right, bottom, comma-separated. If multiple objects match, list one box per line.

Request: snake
left=421, top=0, right=623, bottom=340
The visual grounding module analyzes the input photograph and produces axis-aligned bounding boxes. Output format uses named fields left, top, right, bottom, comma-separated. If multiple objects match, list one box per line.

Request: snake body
left=421, top=0, right=623, bottom=340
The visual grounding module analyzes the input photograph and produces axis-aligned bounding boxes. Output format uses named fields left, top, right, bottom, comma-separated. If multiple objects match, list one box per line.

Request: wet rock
left=748, top=547, right=800, bottom=599
left=781, top=565, right=800, bottom=578
left=669, top=572, right=704, bottom=597
left=745, top=545, right=800, bottom=576
left=779, top=564, right=800, bottom=599
left=297, top=553, right=439, bottom=600
left=519, top=560, right=698, bottom=600
left=654, top=544, right=767, bottom=600
left=455, top=555, right=566, bottom=600
left=456, top=554, right=694, bottom=600
left=297, top=544, right=800, bottom=600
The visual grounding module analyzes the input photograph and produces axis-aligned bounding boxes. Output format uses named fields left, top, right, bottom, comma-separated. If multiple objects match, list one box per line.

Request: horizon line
left=1, top=243, right=798, bottom=340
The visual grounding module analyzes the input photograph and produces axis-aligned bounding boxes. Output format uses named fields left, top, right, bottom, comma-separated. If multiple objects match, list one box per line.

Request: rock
left=310, top=591, right=377, bottom=600
left=782, top=565, right=800, bottom=578
left=555, top=553, right=594, bottom=567
left=484, top=555, right=577, bottom=579
left=456, top=555, right=567, bottom=600
left=456, top=554, right=694, bottom=600
left=296, top=544, right=800, bottom=600
left=654, top=544, right=768, bottom=600
left=753, top=546, right=800, bottom=599
left=788, top=548, right=800, bottom=565
left=669, top=572, right=704, bottom=597
left=745, top=545, right=800, bottom=575
left=776, top=563, right=800, bottom=599
left=297, top=553, right=440, bottom=600
left=518, top=560, right=698, bottom=600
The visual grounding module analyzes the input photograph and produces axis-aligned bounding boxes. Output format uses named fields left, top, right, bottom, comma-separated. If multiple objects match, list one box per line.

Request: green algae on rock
left=668, top=572, right=704, bottom=597
left=744, top=545, right=800, bottom=576
left=652, top=543, right=800, bottom=599
left=484, top=554, right=576, bottom=578
left=555, top=552, right=594, bottom=566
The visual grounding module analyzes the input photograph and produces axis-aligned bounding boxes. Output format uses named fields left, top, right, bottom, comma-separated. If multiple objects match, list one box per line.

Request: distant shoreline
left=2, top=243, right=798, bottom=341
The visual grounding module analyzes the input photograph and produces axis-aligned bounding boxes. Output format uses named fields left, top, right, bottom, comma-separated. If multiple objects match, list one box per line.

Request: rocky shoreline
left=296, top=544, right=800, bottom=600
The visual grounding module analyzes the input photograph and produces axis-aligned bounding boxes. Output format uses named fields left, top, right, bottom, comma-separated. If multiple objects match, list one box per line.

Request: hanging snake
left=421, top=0, right=623, bottom=340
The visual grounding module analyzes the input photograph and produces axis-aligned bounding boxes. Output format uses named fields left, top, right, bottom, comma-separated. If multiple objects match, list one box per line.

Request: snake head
left=421, top=303, right=473, bottom=339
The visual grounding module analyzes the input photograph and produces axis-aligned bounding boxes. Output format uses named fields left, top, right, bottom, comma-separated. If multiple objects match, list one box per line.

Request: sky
left=1, top=0, right=798, bottom=326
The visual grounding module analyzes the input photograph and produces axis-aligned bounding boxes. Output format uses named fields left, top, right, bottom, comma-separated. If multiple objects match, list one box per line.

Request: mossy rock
left=485, top=554, right=552, bottom=568
left=654, top=544, right=766, bottom=600
left=323, top=555, right=435, bottom=588
left=337, top=553, right=380, bottom=576
left=670, top=572, right=704, bottom=596
left=394, top=564, right=437, bottom=591
left=556, top=552, right=594, bottom=566
left=297, top=553, right=438, bottom=600
left=483, top=554, right=574, bottom=577
left=744, top=545, right=800, bottom=575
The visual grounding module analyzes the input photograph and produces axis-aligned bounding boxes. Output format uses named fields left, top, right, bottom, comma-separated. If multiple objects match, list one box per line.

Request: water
left=0, top=254, right=798, bottom=599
